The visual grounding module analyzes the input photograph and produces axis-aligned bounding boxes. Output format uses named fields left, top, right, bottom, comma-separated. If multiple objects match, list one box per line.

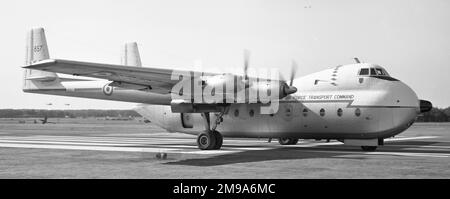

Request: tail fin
left=121, top=42, right=142, bottom=67
left=23, top=28, right=58, bottom=91
left=25, top=27, right=51, bottom=64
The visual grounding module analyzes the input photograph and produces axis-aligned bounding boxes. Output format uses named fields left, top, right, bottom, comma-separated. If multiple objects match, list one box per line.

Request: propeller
left=243, top=49, right=250, bottom=87
left=289, top=60, right=298, bottom=86
left=241, top=49, right=297, bottom=98
left=280, top=60, right=298, bottom=96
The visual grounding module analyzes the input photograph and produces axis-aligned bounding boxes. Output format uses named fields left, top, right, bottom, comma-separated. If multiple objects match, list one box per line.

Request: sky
left=0, top=0, right=449, bottom=109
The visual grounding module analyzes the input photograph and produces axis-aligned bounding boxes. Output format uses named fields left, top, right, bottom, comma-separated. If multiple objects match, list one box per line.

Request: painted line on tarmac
left=366, top=151, right=450, bottom=158
left=0, top=137, right=194, bottom=145
left=419, top=145, right=450, bottom=149
left=0, top=140, right=138, bottom=146
left=0, top=142, right=238, bottom=155
left=0, top=135, right=192, bottom=142
left=387, top=145, right=450, bottom=150
left=385, top=136, right=438, bottom=142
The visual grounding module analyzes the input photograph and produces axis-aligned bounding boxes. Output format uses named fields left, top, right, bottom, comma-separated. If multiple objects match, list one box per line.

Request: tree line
left=416, top=107, right=450, bottom=122
left=0, top=109, right=141, bottom=118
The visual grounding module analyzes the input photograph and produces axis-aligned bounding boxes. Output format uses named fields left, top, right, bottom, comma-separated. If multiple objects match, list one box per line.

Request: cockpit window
left=370, top=68, right=376, bottom=76
left=359, top=68, right=369, bottom=75
left=359, top=67, right=390, bottom=77
left=357, top=66, right=396, bottom=80
left=375, top=68, right=385, bottom=76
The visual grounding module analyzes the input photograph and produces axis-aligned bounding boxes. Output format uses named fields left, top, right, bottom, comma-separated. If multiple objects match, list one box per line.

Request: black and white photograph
left=0, top=0, right=449, bottom=188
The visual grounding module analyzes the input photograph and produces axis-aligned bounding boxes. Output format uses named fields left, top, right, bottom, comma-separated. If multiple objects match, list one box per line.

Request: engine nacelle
left=246, top=81, right=293, bottom=103
left=172, top=73, right=297, bottom=105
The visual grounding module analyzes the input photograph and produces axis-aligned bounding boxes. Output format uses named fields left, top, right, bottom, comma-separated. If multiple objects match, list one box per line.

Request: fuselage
left=134, top=63, right=420, bottom=140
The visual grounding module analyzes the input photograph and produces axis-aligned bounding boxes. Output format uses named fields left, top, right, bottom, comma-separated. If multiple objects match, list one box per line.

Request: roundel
left=102, top=84, right=114, bottom=96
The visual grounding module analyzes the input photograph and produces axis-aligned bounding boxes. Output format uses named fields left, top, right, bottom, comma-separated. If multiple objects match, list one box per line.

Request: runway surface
left=0, top=119, right=449, bottom=178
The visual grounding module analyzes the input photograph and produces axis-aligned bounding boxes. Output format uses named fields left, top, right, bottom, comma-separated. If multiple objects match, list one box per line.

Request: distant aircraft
left=22, top=28, right=432, bottom=151
left=39, top=116, right=55, bottom=124
left=46, top=103, right=52, bottom=106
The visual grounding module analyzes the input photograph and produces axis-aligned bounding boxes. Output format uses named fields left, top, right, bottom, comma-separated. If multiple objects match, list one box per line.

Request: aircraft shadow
left=164, top=140, right=444, bottom=166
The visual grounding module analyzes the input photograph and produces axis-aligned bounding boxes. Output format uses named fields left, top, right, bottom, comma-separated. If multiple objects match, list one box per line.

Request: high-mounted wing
left=24, top=57, right=298, bottom=100
left=24, top=59, right=218, bottom=94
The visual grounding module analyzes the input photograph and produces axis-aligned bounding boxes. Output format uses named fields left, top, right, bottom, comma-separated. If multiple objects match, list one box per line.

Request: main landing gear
left=197, top=130, right=223, bottom=150
left=361, top=146, right=377, bottom=151
left=278, top=137, right=299, bottom=145
left=197, top=112, right=224, bottom=150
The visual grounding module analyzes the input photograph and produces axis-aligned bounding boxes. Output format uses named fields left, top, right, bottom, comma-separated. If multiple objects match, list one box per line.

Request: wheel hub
left=200, top=136, right=208, bottom=146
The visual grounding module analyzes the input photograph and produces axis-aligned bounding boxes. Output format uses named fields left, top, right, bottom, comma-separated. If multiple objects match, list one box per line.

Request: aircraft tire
left=212, top=130, right=223, bottom=150
left=278, top=138, right=299, bottom=145
left=197, top=131, right=217, bottom=150
left=361, top=146, right=377, bottom=151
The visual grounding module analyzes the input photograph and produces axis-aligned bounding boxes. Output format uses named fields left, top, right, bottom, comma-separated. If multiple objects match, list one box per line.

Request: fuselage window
left=359, top=68, right=369, bottom=76
left=320, top=108, right=325, bottom=117
left=234, top=109, right=239, bottom=117
left=355, top=108, right=361, bottom=117
left=302, top=108, right=308, bottom=117
left=337, top=108, right=343, bottom=117
left=249, top=109, right=255, bottom=117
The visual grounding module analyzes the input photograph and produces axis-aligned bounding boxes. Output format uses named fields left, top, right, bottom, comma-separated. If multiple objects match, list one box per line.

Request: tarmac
left=0, top=118, right=449, bottom=178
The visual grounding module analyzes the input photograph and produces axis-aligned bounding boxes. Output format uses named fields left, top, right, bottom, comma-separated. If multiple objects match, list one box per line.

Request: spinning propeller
left=242, top=50, right=297, bottom=97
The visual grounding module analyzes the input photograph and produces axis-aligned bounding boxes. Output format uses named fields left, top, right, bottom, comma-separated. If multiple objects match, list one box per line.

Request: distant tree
left=0, top=109, right=141, bottom=118
left=443, top=107, right=450, bottom=120
left=418, top=108, right=448, bottom=122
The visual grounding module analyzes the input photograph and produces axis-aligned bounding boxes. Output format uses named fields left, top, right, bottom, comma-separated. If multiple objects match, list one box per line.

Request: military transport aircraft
left=22, top=28, right=432, bottom=151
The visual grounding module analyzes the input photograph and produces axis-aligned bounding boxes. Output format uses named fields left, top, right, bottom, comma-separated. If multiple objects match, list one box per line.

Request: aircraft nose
left=419, top=100, right=432, bottom=113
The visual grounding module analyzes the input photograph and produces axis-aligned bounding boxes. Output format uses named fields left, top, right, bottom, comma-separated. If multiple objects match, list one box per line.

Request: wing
left=24, top=59, right=219, bottom=94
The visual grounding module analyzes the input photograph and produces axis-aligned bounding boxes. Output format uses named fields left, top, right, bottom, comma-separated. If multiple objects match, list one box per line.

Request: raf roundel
left=102, top=84, right=114, bottom=96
